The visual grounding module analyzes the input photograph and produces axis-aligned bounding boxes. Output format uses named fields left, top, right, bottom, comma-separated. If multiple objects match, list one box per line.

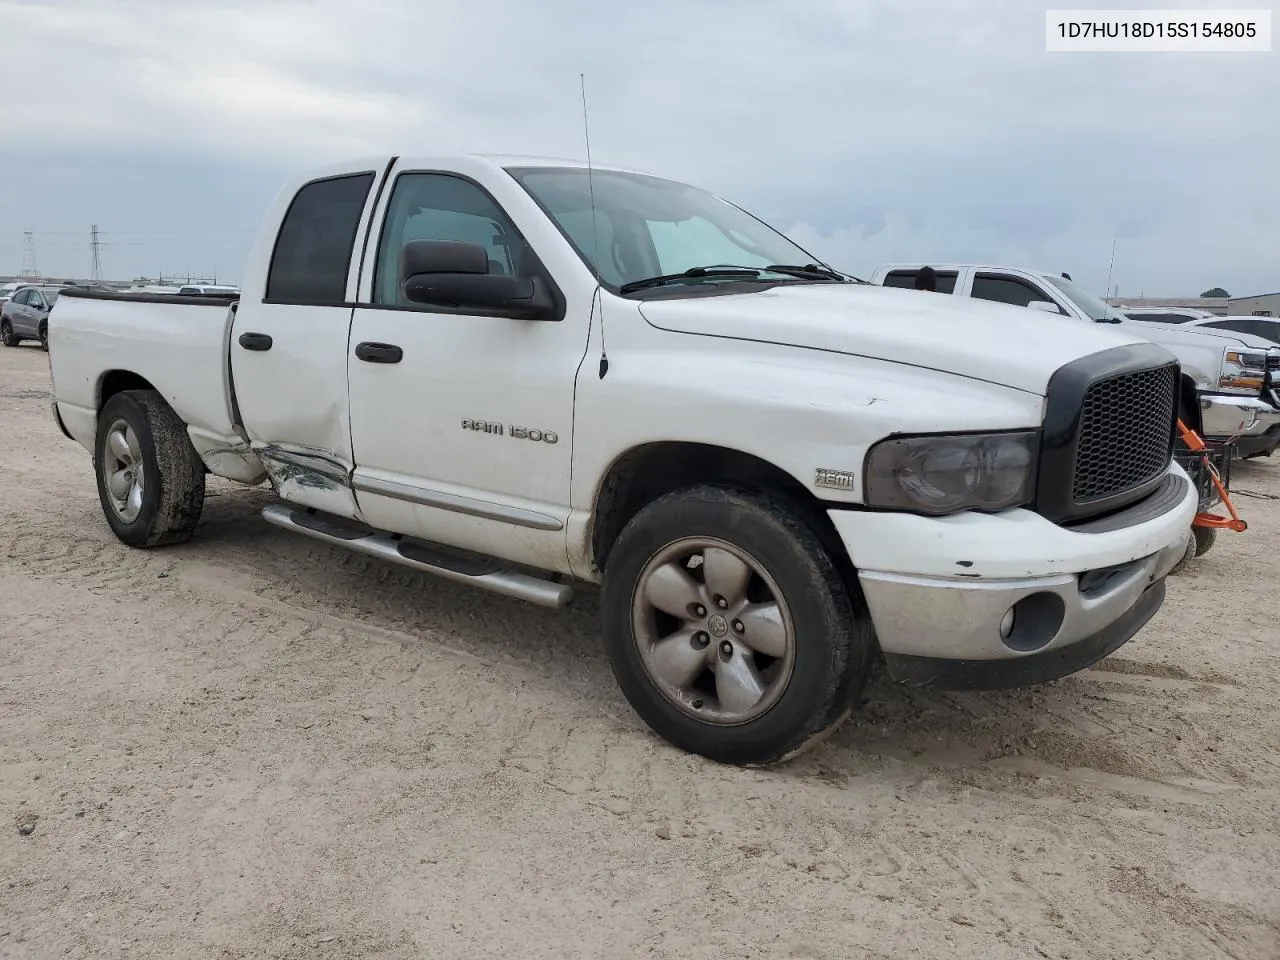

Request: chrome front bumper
left=860, top=534, right=1188, bottom=690
left=1201, top=393, right=1280, bottom=439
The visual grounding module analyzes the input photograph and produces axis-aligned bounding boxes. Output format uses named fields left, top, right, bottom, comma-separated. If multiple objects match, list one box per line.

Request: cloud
left=0, top=0, right=1276, bottom=294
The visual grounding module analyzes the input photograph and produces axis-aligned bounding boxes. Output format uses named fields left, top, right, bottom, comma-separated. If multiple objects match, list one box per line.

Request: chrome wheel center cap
left=707, top=614, right=730, bottom=638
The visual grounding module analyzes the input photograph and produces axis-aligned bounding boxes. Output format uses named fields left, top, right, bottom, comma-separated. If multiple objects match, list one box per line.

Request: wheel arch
left=590, top=441, right=856, bottom=584
left=98, top=370, right=158, bottom=412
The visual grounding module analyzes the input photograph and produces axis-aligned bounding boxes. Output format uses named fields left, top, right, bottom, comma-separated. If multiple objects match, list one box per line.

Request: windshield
left=1046, top=275, right=1125, bottom=322
left=508, top=167, right=825, bottom=292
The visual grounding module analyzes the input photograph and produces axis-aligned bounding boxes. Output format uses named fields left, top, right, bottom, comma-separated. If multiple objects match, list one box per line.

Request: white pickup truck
left=48, top=154, right=1197, bottom=765
left=871, top=263, right=1280, bottom=458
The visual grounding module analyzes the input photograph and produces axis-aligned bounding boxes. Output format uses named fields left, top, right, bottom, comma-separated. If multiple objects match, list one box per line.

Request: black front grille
left=1036, top=343, right=1180, bottom=524
left=1073, top=365, right=1178, bottom=503
left=1266, top=355, right=1280, bottom=372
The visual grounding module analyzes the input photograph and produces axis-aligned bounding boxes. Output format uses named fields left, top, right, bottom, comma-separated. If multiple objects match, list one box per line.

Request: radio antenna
left=581, top=72, right=608, bottom=379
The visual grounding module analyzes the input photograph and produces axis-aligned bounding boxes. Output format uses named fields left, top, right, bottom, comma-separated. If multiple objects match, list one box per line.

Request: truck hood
left=637, top=283, right=1149, bottom=395
left=1119, top=319, right=1274, bottom=352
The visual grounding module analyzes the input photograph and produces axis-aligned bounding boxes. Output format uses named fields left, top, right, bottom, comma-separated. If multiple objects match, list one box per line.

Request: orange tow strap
left=1177, top=419, right=1247, bottom=532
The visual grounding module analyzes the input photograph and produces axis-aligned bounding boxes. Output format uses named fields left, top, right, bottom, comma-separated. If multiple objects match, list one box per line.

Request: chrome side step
left=261, top=503, right=574, bottom=609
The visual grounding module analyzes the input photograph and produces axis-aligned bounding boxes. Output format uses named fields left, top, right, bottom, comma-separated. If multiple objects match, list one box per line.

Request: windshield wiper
left=618, top=263, right=848, bottom=295
left=764, top=263, right=853, bottom=282
left=619, top=266, right=762, bottom=295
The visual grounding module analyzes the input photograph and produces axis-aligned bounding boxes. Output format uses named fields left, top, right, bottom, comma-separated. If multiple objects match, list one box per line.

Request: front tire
left=94, top=390, right=206, bottom=547
left=1, top=320, right=16, bottom=347
left=601, top=485, right=874, bottom=765
left=1170, top=528, right=1198, bottom=575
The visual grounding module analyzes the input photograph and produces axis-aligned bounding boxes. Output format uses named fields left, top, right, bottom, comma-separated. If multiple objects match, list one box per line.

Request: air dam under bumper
left=829, top=465, right=1197, bottom=690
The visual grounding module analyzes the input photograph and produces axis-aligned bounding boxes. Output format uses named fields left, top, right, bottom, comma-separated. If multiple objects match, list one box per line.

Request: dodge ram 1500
left=48, top=155, right=1197, bottom=764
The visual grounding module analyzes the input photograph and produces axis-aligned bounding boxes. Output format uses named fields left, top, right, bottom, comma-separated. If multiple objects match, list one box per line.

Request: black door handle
left=355, top=342, right=403, bottom=364
left=238, top=332, right=273, bottom=351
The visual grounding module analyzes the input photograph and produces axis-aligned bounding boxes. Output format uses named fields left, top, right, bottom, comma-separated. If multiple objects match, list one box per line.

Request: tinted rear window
left=882, top=269, right=958, bottom=294
left=266, top=172, right=375, bottom=304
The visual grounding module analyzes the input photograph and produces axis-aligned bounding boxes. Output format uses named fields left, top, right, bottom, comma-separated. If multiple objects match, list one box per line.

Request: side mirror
left=1026, top=300, right=1061, bottom=314
left=399, top=239, right=553, bottom=321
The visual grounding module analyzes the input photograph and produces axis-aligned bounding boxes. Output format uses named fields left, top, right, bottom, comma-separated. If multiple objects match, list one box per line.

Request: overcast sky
left=1, top=0, right=1276, bottom=297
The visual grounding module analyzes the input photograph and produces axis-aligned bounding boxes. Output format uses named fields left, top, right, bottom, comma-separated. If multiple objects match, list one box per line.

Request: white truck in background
left=871, top=264, right=1280, bottom=458
left=48, top=154, right=1196, bottom=765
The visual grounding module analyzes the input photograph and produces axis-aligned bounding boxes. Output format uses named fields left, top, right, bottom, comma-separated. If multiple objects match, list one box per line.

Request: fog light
left=999, top=607, right=1016, bottom=639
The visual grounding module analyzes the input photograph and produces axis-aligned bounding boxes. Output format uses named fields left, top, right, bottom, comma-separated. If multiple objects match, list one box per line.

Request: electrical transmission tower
left=90, top=224, right=103, bottom=281
left=20, top=230, right=40, bottom=279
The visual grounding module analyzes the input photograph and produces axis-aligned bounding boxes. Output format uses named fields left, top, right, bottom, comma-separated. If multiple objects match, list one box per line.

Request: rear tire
left=601, top=484, right=874, bottom=765
left=0, top=320, right=16, bottom=347
left=38, top=323, right=48, bottom=351
left=94, top=390, right=206, bottom=547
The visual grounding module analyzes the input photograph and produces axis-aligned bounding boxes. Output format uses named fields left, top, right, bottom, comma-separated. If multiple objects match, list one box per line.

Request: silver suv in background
left=1, top=285, right=62, bottom=350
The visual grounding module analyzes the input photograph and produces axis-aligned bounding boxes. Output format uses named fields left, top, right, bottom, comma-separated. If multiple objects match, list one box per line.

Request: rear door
left=6, top=290, right=32, bottom=335
left=229, top=165, right=387, bottom=516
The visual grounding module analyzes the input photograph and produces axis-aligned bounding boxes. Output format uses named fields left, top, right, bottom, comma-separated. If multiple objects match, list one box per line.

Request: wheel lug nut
left=732, top=620, right=744, bottom=633
left=715, top=596, right=728, bottom=609
left=719, top=640, right=733, bottom=657
left=694, top=604, right=706, bottom=617
left=692, top=632, right=710, bottom=648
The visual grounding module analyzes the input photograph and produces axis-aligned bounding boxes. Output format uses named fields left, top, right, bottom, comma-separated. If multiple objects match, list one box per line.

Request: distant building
left=1229, top=292, right=1280, bottom=317
left=1104, top=296, right=1229, bottom=316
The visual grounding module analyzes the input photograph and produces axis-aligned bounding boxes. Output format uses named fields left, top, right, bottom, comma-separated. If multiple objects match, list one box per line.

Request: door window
left=373, top=173, right=529, bottom=307
left=266, top=171, right=375, bottom=304
left=28, top=292, right=45, bottom=310
left=881, top=269, right=958, bottom=294
left=10, top=290, right=30, bottom=306
left=971, top=274, right=1062, bottom=312
left=1204, top=318, right=1256, bottom=336
left=1253, top=320, right=1280, bottom=344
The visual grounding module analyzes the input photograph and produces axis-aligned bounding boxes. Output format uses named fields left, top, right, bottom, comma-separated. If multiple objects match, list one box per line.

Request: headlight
left=1219, top=350, right=1267, bottom=394
left=864, top=431, right=1038, bottom=515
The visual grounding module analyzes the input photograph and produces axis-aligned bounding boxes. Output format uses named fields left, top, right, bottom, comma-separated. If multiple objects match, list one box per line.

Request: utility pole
left=20, top=230, right=40, bottom=279
left=90, top=224, right=103, bottom=281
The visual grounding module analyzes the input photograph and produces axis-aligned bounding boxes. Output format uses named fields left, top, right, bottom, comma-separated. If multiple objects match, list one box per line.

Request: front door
left=229, top=167, right=384, bottom=516
left=346, top=167, right=590, bottom=573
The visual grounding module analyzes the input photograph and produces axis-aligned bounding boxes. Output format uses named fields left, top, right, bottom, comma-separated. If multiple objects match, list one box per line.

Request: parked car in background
left=1122, top=307, right=1218, bottom=324
left=0, top=280, right=27, bottom=310
left=1181, top=314, right=1280, bottom=347
left=871, top=264, right=1280, bottom=458
left=177, top=284, right=240, bottom=297
left=47, top=153, right=1199, bottom=765
left=1, top=284, right=62, bottom=350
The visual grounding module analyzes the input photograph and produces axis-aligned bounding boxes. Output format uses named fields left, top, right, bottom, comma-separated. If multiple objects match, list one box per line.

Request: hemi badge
left=814, top=468, right=856, bottom=491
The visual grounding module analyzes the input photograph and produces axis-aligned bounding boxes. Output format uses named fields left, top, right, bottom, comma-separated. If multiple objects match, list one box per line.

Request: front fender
left=572, top=333, right=1045, bottom=511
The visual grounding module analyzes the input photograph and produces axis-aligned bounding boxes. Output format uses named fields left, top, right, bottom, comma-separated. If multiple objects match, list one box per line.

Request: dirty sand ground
left=1, top=343, right=1277, bottom=960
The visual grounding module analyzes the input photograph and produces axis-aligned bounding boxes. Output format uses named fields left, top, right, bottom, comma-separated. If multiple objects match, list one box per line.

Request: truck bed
left=50, top=289, right=242, bottom=457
